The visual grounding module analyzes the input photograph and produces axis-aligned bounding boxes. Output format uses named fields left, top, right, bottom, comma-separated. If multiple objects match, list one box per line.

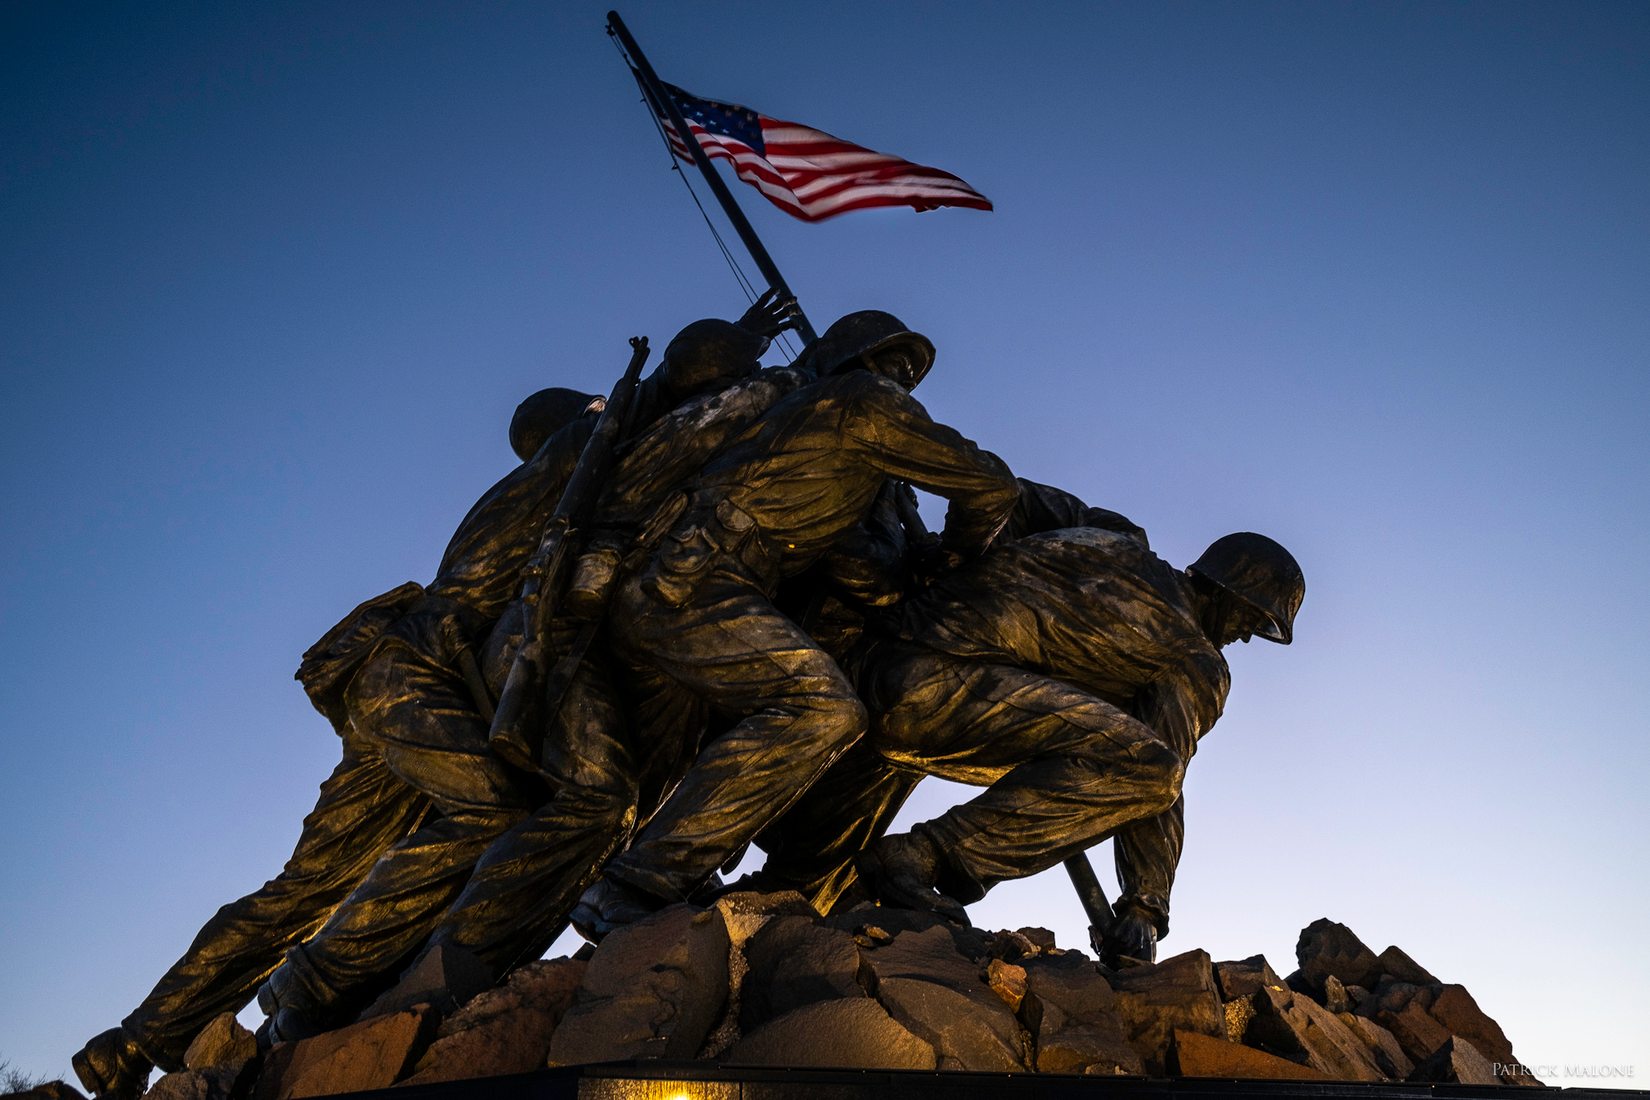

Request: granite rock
left=738, top=915, right=867, bottom=1032
left=138, top=1072, right=236, bottom=1100
left=1107, top=949, right=1223, bottom=1075
left=254, top=1007, right=435, bottom=1100
left=1212, top=955, right=1285, bottom=1001
left=1409, top=1035, right=1500, bottom=1086
left=875, top=975, right=1026, bottom=1071
left=182, top=1014, right=257, bottom=1075
left=1429, top=983, right=1516, bottom=1067
left=1234, top=984, right=1385, bottom=1081
left=1375, top=945, right=1438, bottom=986
left=1295, top=919, right=1383, bottom=994
left=986, top=959, right=1028, bottom=1012
left=723, top=999, right=936, bottom=1070
left=1336, top=1011, right=1415, bottom=1079
left=1022, top=954, right=1142, bottom=1075
left=547, top=905, right=729, bottom=1065
left=398, top=956, right=585, bottom=1086
left=1375, top=1000, right=1453, bottom=1065
left=1171, top=1029, right=1330, bottom=1081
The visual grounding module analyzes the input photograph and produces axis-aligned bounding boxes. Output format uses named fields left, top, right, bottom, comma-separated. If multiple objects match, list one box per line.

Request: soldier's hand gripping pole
left=1063, top=852, right=1117, bottom=960
left=489, top=336, right=651, bottom=772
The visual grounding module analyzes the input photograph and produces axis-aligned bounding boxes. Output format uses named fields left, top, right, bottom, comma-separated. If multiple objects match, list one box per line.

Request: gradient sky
left=3, top=1, right=1647, bottom=1088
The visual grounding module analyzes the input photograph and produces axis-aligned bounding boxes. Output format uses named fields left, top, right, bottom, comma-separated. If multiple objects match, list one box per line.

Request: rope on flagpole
left=608, top=36, right=800, bottom=362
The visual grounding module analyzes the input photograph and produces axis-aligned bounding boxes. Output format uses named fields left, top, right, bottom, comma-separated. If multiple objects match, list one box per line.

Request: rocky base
left=13, top=899, right=1545, bottom=1100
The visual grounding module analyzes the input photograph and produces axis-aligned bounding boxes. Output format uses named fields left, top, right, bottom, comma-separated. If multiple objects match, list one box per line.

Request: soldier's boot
left=568, top=877, right=668, bottom=943
left=72, top=1028, right=153, bottom=1100
left=253, top=946, right=339, bottom=1048
left=855, top=831, right=970, bottom=926
left=253, top=1005, right=324, bottom=1050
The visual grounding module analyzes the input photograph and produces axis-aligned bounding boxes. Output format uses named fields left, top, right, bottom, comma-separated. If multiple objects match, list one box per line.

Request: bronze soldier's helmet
left=509, top=387, right=603, bottom=460
left=805, top=310, right=936, bottom=388
left=1188, top=532, right=1305, bottom=644
left=661, top=318, right=769, bottom=400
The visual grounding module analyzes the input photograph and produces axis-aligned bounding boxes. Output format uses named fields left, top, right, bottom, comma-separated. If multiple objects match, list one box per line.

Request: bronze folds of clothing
left=115, top=731, right=429, bottom=1069
left=602, top=548, right=867, bottom=904
left=762, top=529, right=1228, bottom=928
left=259, top=597, right=539, bottom=1021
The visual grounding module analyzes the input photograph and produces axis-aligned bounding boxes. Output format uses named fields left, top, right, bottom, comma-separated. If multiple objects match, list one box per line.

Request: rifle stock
left=489, top=336, right=650, bottom=771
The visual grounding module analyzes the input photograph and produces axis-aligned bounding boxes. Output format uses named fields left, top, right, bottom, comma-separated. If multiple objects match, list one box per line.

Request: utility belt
left=638, top=492, right=780, bottom=609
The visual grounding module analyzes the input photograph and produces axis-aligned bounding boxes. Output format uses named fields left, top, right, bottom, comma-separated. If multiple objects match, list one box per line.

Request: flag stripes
left=656, top=84, right=992, bottom=223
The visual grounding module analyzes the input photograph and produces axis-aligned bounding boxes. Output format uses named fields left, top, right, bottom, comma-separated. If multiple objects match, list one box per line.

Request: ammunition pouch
left=640, top=495, right=773, bottom=609
left=566, top=544, right=623, bottom=619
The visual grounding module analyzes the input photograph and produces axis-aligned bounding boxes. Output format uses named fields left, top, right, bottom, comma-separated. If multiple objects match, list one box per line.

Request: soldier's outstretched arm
left=840, top=376, right=1019, bottom=559
left=1109, top=672, right=1209, bottom=952
left=1007, top=478, right=1149, bottom=548
left=1112, top=793, right=1183, bottom=947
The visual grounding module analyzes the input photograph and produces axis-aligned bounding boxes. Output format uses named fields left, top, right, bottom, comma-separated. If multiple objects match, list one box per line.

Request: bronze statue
left=74, top=293, right=1309, bottom=1090
left=408, top=341, right=822, bottom=976
left=72, top=300, right=799, bottom=1091
left=759, top=528, right=1303, bottom=966
left=255, top=303, right=801, bottom=1043
left=570, top=311, right=1021, bottom=938
left=71, top=389, right=602, bottom=1099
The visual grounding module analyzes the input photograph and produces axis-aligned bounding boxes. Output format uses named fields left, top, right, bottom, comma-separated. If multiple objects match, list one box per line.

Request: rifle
left=489, top=336, right=650, bottom=772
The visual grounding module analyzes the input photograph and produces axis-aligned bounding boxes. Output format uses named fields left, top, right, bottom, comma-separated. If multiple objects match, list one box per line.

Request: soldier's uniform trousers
left=116, top=735, right=427, bottom=1069
left=260, top=602, right=536, bottom=1018
left=417, top=650, right=655, bottom=976
left=598, top=552, right=868, bottom=904
left=765, top=641, right=1185, bottom=906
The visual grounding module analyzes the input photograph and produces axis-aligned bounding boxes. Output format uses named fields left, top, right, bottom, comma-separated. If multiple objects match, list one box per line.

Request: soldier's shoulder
left=822, top=368, right=908, bottom=400
left=1019, top=525, right=1161, bottom=562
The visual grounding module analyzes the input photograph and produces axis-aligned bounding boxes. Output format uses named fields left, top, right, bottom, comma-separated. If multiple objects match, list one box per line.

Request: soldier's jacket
left=595, top=365, right=814, bottom=545
left=295, top=416, right=597, bottom=732
left=893, top=527, right=1229, bottom=929
left=426, top=415, right=597, bottom=622
left=414, top=350, right=750, bottom=626
left=1001, top=478, right=1149, bottom=548
left=685, top=370, right=1019, bottom=580
left=477, top=365, right=817, bottom=692
left=802, top=478, right=1147, bottom=665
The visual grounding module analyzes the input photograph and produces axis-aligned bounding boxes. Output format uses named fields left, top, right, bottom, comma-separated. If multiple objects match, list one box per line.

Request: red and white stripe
left=665, top=117, right=992, bottom=223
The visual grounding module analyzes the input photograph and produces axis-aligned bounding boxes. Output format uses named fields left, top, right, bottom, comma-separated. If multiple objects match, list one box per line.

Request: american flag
left=651, top=82, right=993, bottom=223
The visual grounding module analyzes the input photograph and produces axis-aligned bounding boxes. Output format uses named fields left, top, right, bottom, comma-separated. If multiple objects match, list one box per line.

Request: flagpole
left=606, top=10, right=820, bottom=345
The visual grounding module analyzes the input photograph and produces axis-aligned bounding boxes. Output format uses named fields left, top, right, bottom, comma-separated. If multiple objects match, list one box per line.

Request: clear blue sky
left=3, top=1, right=1646, bottom=1087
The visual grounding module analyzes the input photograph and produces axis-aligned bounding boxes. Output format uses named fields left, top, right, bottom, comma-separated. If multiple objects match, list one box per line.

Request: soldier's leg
left=627, top=660, right=710, bottom=826
left=868, top=653, right=1183, bottom=903
left=75, top=736, right=425, bottom=1095
left=596, top=571, right=866, bottom=907
left=259, top=644, right=536, bottom=1025
left=753, top=740, right=919, bottom=913
left=422, top=658, right=639, bottom=976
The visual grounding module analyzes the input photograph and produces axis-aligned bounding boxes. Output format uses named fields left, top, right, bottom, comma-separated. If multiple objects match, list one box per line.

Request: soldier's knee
left=1132, top=739, right=1185, bottom=812
left=812, top=692, right=868, bottom=751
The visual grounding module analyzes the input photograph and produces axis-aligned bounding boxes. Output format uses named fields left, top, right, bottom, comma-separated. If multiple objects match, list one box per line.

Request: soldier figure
left=71, top=388, right=602, bottom=1098
left=408, top=332, right=823, bottom=976
left=761, top=528, right=1302, bottom=966
left=571, top=310, right=1022, bottom=936
left=74, top=292, right=1310, bottom=1090
left=254, top=304, right=799, bottom=1042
